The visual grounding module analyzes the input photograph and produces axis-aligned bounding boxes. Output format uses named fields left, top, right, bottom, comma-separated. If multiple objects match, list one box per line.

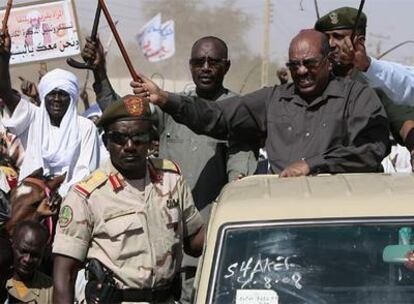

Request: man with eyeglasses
left=132, top=29, right=390, bottom=177
left=315, top=7, right=414, bottom=171
left=53, top=95, right=204, bottom=304
left=82, top=35, right=257, bottom=303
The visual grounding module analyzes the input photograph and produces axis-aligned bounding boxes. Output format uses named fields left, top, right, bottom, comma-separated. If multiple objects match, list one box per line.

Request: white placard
left=0, top=0, right=80, bottom=65
left=236, top=289, right=279, bottom=304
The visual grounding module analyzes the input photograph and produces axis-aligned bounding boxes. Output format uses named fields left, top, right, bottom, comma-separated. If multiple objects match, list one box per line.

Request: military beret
left=97, top=95, right=153, bottom=128
left=314, top=7, right=367, bottom=32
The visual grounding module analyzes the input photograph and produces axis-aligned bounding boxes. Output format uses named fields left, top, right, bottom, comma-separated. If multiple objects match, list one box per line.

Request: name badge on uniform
left=166, top=197, right=180, bottom=227
left=167, top=197, right=179, bottom=209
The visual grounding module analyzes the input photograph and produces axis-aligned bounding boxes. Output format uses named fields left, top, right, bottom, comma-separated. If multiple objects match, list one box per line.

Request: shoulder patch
left=149, top=158, right=181, bottom=175
left=73, top=170, right=108, bottom=198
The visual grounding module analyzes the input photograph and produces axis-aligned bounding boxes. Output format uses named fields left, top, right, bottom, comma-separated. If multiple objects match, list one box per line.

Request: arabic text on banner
left=0, top=0, right=81, bottom=65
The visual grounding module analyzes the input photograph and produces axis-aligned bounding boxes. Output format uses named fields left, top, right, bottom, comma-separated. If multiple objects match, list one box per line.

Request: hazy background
left=1, top=0, right=413, bottom=110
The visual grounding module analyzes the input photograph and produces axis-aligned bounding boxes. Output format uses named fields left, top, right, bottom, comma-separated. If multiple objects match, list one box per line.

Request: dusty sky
left=75, top=0, right=414, bottom=64
left=3, top=0, right=413, bottom=63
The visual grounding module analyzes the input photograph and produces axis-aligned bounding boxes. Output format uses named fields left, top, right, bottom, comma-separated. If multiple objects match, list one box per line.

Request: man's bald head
left=191, top=36, right=228, bottom=59
left=12, top=220, right=48, bottom=245
left=289, top=29, right=330, bottom=58
left=12, top=220, right=49, bottom=281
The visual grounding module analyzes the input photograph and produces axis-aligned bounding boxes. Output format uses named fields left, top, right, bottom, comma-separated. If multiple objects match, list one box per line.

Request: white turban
left=36, top=68, right=80, bottom=172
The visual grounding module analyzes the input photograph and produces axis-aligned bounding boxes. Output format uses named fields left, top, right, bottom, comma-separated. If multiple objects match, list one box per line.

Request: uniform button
left=305, top=132, right=310, bottom=137
left=192, top=146, right=198, bottom=151
left=287, top=126, right=292, bottom=131
left=322, top=123, right=327, bottom=128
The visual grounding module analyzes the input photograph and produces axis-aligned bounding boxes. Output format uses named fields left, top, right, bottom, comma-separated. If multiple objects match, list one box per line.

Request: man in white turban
left=0, top=31, right=100, bottom=196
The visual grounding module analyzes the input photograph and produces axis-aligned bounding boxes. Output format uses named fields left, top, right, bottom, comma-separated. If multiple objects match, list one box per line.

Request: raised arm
left=81, top=36, right=119, bottom=111
left=363, top=57, right=414, bottom=107
left=0, top=29, right=20, bottom=113
left=131, top=76, right=269, bottom=142
left=342, top=35, right=414, bottom=106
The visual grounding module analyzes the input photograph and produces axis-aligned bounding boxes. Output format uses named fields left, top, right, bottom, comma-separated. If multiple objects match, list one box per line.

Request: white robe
left=4, top=97, right=100, bottom=195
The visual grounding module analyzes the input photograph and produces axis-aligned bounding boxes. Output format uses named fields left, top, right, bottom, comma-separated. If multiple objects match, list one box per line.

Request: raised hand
left=19, top=76, right=40, bottom=105
left=130, top=74, right=168, bottom=107
left=339, top=35, right=370, bottom=72
left=81, top=36, right=106, bottom=74
left=0, top=28, right=11, bottom=59
left=0, top=28, right=17, bottom=109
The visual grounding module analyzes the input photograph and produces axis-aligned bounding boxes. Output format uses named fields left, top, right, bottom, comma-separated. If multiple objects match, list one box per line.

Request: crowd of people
left=1, top=5, right=414, bottom=304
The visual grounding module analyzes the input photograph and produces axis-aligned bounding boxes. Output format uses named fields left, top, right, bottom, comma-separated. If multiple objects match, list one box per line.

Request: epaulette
left=149, top=158, right=181, bottom=174
left=74, top=170, right=108, bottom=198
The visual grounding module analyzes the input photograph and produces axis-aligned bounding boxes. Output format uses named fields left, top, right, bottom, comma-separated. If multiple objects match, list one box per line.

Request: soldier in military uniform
left=52, top=95, right=205, bottom=304
left=314, top=7, right=414, bottom=166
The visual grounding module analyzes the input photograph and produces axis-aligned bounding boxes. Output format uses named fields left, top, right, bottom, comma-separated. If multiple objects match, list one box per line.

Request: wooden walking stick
left=98, top=0, right=142, bottom=82
left=2, top=0, right=13, bottom=31
left=67, top=2, right=101, bottom=69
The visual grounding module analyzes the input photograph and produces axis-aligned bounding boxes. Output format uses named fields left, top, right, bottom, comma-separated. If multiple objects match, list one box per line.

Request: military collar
left=106, top=160, right=156, bottom=192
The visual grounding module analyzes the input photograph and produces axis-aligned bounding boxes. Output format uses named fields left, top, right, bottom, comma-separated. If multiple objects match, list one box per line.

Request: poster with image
left=0, top=0, right=80, bottom=65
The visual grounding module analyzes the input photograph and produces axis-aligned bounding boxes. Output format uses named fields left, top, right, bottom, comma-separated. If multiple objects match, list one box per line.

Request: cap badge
left=329, top=12, right=339, bottom=25
left=124, top=96, right=145, bottom=116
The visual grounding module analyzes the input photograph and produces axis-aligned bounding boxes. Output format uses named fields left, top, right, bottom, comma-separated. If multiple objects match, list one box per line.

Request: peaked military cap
left=314, top=7, right=367, bottom=32
left=97, top=95, right=153, bottom=128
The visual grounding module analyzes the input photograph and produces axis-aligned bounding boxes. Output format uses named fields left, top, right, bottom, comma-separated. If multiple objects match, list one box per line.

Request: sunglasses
left=107, top=131, right=152, bottom=146
left=189, top=56, right=228, bottom=68
left=286, top=57, right=326, bottom=71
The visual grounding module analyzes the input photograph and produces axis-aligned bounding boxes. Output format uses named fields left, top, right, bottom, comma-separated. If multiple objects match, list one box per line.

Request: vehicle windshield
left=210, top=220, right=414, bottom=304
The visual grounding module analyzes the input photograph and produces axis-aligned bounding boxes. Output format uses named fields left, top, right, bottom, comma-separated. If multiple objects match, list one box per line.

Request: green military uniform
left=315, top=7, right=414, bottom=145
left=53, top=96, right=204, bottom=304
left=6, top=271, right=53, bottom=303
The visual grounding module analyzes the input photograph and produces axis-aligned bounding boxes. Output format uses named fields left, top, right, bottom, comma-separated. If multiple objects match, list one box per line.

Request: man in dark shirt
left=132, top=29, right=390, bottom=177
